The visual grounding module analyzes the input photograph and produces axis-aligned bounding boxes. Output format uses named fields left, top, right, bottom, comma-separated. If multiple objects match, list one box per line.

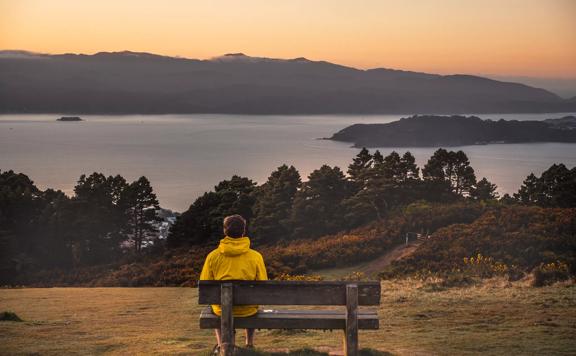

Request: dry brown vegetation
left=1, top=279, right=575, bottom=355
left=19, top=202, right=487, bottom=287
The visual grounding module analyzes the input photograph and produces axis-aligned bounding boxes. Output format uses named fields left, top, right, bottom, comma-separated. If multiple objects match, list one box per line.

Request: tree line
left=1, top=147, right=574, bottom=283
left=167, top=148, right=575, bottom=246
left=0, top=172, right=159, bottom=283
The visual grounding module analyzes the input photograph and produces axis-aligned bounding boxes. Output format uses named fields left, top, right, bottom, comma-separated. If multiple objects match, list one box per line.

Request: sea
left=1, top=113, right=575, bottom=212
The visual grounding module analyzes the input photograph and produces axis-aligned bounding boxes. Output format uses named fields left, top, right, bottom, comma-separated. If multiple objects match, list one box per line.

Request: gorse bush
left=532, top=261, right=571, bottom=287
left=384, top=206, right=576, bottom=281
left=462, top=254, right=510, bottom=278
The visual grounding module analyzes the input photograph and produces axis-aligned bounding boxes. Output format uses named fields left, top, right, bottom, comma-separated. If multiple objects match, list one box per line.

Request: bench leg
left=221, top=283, right=234, bottom=356
left=344, top=284, right=359, bottom=356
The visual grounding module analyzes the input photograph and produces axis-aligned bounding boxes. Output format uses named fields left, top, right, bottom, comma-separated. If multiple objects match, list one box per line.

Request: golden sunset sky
left=1, top=0, right=575, bottom=78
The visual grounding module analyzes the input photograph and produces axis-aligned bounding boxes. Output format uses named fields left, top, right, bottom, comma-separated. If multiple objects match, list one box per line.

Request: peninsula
left=329, top=115, right=576, bottom=147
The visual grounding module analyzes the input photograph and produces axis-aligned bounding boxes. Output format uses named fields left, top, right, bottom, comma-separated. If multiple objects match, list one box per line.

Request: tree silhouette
left=291, top=165, right=352, bottom=239
left=121, top=176, right=160, bottom=253
left=251, top=165, right=301, bottom=243
left=423, top=149, right=476, bottom=197
left=471, top=177, right=499, bottom=201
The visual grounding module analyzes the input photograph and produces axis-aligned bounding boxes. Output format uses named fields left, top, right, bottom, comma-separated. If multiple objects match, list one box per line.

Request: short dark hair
left=223, top=214, right=246, bottom=238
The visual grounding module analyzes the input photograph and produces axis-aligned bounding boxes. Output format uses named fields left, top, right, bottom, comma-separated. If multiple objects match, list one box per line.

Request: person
left=200, top=214, right=267, bottom=352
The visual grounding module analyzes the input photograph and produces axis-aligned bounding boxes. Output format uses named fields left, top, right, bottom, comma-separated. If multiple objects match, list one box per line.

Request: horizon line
left=3, top=48, right=576, bottom=81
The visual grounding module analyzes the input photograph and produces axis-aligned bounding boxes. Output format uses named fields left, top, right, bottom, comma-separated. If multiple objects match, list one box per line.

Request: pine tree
left=291, top=165, right=352, bottom=239
left=167, top=176, right=257, bottom=246
left=251, top=165, right=301, bottom=243
left=422, top=149, right=476, bottom=197
left=347, top=148, right=373, bottom=190
left=471, top=177, right=499, bottom=201
left=121, top=176, right=160, bottom=253
left=514, top=173, right=541, bottom=204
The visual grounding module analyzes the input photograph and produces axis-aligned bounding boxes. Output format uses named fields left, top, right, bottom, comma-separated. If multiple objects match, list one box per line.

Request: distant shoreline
left=2, top=111, right=576, bottom=116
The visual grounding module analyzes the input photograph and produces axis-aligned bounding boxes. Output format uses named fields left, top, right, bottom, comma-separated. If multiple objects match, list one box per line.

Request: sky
left=1, top=0, right=575, bottom=80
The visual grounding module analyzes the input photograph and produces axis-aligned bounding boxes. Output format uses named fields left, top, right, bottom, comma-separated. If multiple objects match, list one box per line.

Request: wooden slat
left=198, top=281, right=380, bottom=306
left=344, top=284, right=359, bottom=356
left=199, top=308, right=379, bottom=330
left=220, top=283, right=234, bottom=355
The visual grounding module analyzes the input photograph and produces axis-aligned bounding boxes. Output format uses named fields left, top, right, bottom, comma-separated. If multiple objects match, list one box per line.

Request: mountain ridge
left=1, top=50, right=574, bottom=114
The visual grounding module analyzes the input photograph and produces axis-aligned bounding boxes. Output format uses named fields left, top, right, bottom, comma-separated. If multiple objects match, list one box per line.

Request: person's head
left=223, top=214, right=246, bottom=238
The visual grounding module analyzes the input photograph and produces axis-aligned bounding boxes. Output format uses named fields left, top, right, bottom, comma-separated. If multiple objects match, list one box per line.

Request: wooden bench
left=198, top=280, right=381, bottom=356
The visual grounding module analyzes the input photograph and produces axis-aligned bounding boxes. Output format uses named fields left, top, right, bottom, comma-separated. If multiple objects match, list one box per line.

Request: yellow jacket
left=200, top=236, right=267, bottom=317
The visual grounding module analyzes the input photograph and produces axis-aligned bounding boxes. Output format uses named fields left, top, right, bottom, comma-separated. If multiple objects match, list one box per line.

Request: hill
left=329, top=115, right=576, bottom=147
left=1, top=50, right=574, bottom=114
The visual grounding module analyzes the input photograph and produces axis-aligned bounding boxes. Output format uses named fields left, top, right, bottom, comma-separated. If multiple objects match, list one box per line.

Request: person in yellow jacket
left=200, top=214, right=267, bottom=350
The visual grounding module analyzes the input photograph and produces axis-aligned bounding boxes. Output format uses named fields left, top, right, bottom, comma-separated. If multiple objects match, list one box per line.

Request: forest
left=1, top=148, right=575, bottom=286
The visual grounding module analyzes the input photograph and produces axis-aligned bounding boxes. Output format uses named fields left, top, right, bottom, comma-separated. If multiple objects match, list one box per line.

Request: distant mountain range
left=1, top=50, right=575, bottom=114
left=329, top=115, right=576, bottom=147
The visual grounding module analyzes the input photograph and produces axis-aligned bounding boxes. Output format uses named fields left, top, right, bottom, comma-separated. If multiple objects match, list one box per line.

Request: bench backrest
left=198, top=280, right=381, bottom=306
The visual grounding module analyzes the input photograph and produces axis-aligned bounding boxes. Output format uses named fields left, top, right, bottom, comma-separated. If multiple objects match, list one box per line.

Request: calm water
left=1, top=113, right=575, bottom=211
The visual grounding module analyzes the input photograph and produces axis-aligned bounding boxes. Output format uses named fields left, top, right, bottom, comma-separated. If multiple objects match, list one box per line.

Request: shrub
left=532, top=261, right=571, bottom=287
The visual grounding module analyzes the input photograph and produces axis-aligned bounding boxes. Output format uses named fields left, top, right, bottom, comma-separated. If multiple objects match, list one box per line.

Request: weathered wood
left=220, top=283, right=234, bottom=356
left=199, top=307, right=379, bottom=330
left=344, top=284, right=359, bottom=356
left=198, top=280, right=380, bottom=306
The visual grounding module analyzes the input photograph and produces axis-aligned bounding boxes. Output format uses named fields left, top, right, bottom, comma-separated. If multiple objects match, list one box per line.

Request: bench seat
left=199, top=307, right=379, bottom=330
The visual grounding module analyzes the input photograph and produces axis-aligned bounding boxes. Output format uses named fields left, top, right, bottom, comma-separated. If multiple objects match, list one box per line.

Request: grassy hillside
left=1, top=280, right=574, bottom=355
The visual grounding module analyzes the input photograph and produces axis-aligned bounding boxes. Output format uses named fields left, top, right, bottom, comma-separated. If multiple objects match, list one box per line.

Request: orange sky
left=1, top=0, right=575, bottom=77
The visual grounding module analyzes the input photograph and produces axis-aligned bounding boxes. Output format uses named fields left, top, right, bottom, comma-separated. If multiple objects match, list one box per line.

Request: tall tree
left=344, top=151, right=421, bottom=226
left=347, top=148, right=373, bottom=190
left=515, top=173, right=541, bottom=205
left=121, top=176, right=160, bottom=253
left=422, top=149, right=476, bottom=197
left=0, top=170, right=44, bottom=283
left=291, top=165, right=352, bottom=239
left=251, top=165, right=301, bottom=243
left=515, top=164, right=576, bottom=207
left=471, top=177, right=499, bottom=201
left=167, top=175, right=257, bottom=246
left=71, top=173, right=128, bottom=264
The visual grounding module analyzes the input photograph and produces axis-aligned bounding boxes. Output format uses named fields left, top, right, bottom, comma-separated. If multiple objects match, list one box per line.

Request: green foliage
left=290, top=165, right=352, bottom=239
left=251, top=165, right=301, bottom=243
left=515, top=164, right=576, bottom=207
left=471, top=177, right=499, bottom=201
left=121, top=176, right=160, bottom=253
left=3, top=151, right=575, bottom=287
left=422, top=148, right=476, bottom=197
left=168, top=175, right=256, bottom=246
left=347, top=147, right=373, bottom=190
left=0, top=170, right=161, bottom=284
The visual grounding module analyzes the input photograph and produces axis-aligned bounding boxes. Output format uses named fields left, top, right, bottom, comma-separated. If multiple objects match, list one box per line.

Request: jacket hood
left=218, top=236, right=251, bottom=256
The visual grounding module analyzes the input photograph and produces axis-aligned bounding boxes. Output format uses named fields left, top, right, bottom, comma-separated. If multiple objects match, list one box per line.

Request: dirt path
left=361, top=241, right=421, bottom=276
left=315, top=241, right=421, bottom=279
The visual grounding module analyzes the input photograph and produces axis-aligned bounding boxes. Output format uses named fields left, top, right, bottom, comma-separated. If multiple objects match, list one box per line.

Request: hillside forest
left=1, top=148, right=574, bottom=287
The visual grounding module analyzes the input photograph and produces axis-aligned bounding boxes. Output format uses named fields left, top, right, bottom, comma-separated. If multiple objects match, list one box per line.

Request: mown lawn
left=0, top=279, right=574, bottom=355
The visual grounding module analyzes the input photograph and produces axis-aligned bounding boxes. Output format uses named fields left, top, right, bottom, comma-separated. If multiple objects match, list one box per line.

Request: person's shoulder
left=205, top=248, right=220, bottom=260
left=247, top=249, right=265, bottom=261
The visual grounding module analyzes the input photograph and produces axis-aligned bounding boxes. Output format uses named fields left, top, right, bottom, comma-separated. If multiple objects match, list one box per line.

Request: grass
left=0, top=279, right=574, bottom=355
